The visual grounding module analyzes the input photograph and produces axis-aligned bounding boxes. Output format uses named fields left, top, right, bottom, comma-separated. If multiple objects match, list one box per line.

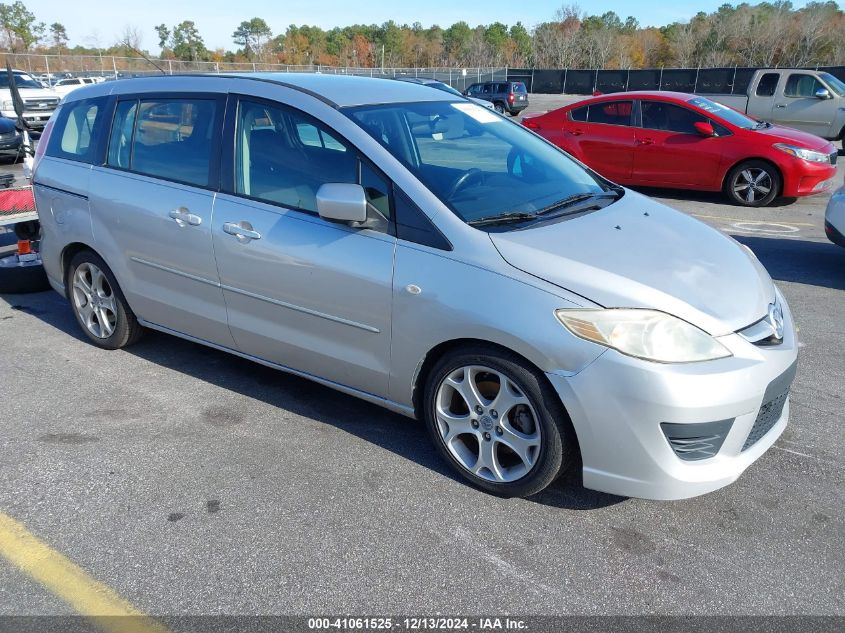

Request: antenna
left=121, top=40, right=168, bottom=75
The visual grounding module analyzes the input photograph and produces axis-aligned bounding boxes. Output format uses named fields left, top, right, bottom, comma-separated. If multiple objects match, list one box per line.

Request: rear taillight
left=507, top=93, right=515, bottom=103
left=32, top=116, right=55, bottom=175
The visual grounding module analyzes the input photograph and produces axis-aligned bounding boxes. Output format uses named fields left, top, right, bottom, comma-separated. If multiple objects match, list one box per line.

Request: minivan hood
left=489, top=191, right=774, bottom=336
left=753, top=123, right=834, bottom=151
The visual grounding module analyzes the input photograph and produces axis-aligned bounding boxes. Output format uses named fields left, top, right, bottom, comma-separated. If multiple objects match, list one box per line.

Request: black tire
left=508, top=110, right=519, bottom=117
left=423, top=345, right=577, bottom=497
left=494, top=102, right=505, bottom=114
left=0, top=251, right=50, bottom=293
left=725, top=160, right=780, bottom=207
left=66, top=250, right=143, bottom=349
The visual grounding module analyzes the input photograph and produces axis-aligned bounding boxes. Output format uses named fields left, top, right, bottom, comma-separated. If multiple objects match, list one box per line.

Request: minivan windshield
left=345, top=101, right=613, bottom=226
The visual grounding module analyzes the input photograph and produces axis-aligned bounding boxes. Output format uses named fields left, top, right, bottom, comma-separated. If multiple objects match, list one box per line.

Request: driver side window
left=784, top=74, right=823, bottom=98
left=234, top=99, right=392, bottom=221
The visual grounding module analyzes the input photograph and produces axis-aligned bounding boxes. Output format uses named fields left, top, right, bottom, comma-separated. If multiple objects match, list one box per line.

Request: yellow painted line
left=0, top=512, right=168, bottom=633
left=693, top=213, right=815, bottom=227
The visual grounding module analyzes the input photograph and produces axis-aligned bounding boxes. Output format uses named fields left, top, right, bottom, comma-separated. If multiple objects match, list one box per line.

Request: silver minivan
left=32, top=74, right=798, bottom=499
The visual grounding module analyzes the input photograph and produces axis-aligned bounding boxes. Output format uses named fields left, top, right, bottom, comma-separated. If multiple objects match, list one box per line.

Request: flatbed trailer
left=0, top=184, right=49, bottom=293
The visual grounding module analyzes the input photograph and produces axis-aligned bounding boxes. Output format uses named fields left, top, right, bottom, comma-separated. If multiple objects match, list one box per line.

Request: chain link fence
left=1, top=53, right=507, bottom=92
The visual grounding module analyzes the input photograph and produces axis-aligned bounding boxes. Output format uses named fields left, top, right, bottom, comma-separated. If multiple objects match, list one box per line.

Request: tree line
left=3, top=1, right=845, bottom=69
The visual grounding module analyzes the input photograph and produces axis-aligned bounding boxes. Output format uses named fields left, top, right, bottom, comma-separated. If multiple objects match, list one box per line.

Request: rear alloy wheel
left=494, top=102, right=505, bottom=114
left=67, top=251, right=142, bottom=349
left=424, top=347, right=576, bottom=497
left=726, top=160, right=780, bottom=207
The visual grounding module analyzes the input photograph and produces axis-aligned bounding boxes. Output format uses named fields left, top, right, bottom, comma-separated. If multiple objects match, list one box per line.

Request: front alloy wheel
left=726, top=160, right=780, bottom=207
left=435, top=365, right=541, bottom=482
left=424, top=347, right=576, bottom=497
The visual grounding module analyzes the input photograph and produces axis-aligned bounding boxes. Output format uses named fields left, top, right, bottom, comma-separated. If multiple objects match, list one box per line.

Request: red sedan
left=522, top=91, right=838, bottom=207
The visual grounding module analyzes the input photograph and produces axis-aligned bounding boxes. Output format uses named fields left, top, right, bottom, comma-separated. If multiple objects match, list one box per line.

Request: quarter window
left=107, top=97, right=217, bottom=187
left=784, top=74, right=824, bottom=98
left=46, top=97, right=107, bottom=163
left=641, top=101, right=706, bottom=134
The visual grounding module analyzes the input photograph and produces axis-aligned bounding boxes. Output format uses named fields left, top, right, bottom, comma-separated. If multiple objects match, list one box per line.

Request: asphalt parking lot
left=0, top=114, right=843, bottom=622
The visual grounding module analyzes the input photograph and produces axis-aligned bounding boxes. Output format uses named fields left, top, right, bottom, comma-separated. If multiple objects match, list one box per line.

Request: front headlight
left=555, top=309, right=732, bottom=363
left=773, top=143, right=829, bottom=163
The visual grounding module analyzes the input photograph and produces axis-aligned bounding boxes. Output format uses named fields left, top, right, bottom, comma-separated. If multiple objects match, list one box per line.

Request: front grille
left=0, top=131, right=17, bottom=141
left=742, top=391, right=788, bottom=451
left=741, top=359, right=796, bottom=451
left=23, top=98, right=58, bottom=110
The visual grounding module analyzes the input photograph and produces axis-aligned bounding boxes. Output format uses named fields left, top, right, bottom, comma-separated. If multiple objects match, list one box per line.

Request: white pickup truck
left=0, top=69, right=61, bottom=132
left=705, top=69, right=845, bottom=142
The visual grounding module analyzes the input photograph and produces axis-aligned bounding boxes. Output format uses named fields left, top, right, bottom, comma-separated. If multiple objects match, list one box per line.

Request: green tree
left=49, top=22, right=67, bottom=51
left=171, top=21, right=206, bottom=61
left=154, top=23, right=170, bottom=51
left=509, top=22, right=532, bottom=66
left=233, top=17, right=272, bottom=60
left=0, top=1, right=45, bottom=52
left=443, top=20, right=471, bottom=65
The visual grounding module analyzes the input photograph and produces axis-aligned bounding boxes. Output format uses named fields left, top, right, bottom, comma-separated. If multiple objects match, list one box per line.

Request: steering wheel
left=446, top=168, right=484, bottom=199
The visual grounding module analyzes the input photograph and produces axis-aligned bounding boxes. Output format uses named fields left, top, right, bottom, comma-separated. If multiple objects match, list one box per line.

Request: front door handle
left=169, top=207, right=202, bottom=227
left=775, top=103, right=788, bottom=108
left=568, top=128, right=584, bottom=136
left=223, top=221, right=261, bottom=242
left=636, top=138, right=655, bottom=145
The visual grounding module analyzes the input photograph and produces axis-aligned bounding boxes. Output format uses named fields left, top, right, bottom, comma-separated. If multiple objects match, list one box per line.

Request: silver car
left=825, top=181, right=845, bottom=247
left=32, top=74, right=798, bottom=499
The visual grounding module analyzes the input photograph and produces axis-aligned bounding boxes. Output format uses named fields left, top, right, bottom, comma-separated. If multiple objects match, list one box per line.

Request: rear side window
left=586, top=100, right=634, bottom=126
left=756, top=73, right=780, bottom=97
left=784, top=74, right=823, bottom=98
left=107, top=97, right=218, bottom=187
left=46, top=97, right=108, bottom=164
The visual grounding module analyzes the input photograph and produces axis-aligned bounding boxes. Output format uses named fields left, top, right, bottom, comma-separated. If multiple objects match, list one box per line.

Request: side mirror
left=316, top=183, right=367, bottom=224
left=815, top=88, right=831, bottom=100
left=694, top=121, right=716, bottom=137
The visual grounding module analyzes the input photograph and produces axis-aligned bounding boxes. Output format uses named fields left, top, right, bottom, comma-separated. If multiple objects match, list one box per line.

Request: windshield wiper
left=467, top=191, right=620, bottom=228
left=534, top=191, right=620, bottom=217
left=467, top=211, right=538, bottom=227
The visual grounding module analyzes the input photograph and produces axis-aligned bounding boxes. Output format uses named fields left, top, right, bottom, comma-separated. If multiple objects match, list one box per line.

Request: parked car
left=464, top=81, right=529, bottom=116
left=0, top=69, right=61, bottom=131
left=393, top=76, right=495, bottom=110
left=52, top=76, right=98, bottom=97
left=702, top=69, right=845, bottom=141
left=824, top=177, right=845, bottom=247
left=522, top=91, right=838, bottom=206
left=33, top=74, right=797, bottom=500
left=0, top=117, right=22, bottom=158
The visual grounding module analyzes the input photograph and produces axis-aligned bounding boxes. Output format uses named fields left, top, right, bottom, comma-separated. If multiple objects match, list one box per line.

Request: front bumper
left=547, top=289, right=798, bottom=500
left=782, top=156, right=837, bottom=197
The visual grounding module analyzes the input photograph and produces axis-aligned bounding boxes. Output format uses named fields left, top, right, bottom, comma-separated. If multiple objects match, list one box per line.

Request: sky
left=33, top=0, right=843, bottom=52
